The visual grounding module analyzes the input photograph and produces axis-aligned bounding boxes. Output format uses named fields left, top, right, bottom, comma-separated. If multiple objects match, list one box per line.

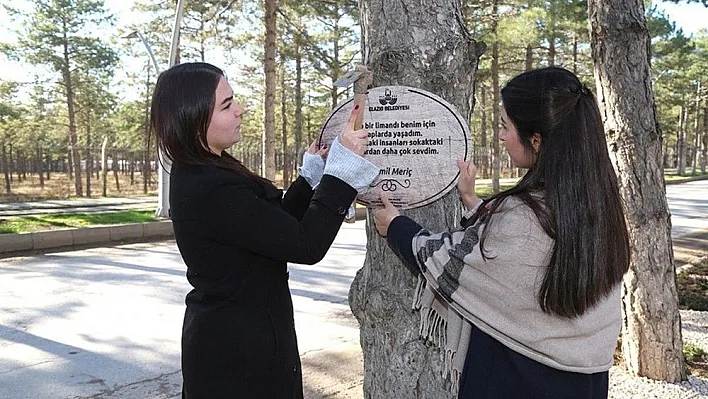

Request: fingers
left=457, top=158, right=477, bottom=178
left=457, top=158, right=468, bottom=177
left=467, top=160, right=477, bottom=177
left=346, top=104, right=361, bottom=130
left=339, top=127, right=369, bottom=156
left=317, top=146, right=330, bottom=158
left=380, top=192, right=392, bottom=208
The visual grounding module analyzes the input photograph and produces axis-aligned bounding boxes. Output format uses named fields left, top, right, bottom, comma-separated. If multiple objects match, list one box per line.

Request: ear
left=531, top=133, right=542, bottom=153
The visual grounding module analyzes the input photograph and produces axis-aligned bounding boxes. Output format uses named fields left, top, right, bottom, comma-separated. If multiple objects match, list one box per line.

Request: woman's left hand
left=374, top=192, right=400, bottom=237
left=307, top=139, right=329, bottom=160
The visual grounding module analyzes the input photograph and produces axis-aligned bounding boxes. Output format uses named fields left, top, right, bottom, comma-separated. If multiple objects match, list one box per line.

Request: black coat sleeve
left=386, top=215, right=424, bottom=277
left=202, top=174, right=356, bottom=265
left=281, top=176, right=314, bottom=221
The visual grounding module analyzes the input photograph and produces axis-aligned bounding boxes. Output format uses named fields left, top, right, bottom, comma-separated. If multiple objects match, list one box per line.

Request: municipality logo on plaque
left=369, top=88, right=410, bottom=112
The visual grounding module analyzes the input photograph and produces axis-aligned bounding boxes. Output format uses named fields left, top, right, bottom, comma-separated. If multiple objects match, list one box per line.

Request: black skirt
left=458, top=326, right=609, bottom=399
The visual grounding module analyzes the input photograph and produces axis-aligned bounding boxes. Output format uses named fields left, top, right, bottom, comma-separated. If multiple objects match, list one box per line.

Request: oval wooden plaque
left=318, top=86, right=470, bottom=210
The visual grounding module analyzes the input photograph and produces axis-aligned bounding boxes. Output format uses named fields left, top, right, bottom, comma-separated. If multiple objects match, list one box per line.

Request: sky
left=0, top=0, right=706, bottom=101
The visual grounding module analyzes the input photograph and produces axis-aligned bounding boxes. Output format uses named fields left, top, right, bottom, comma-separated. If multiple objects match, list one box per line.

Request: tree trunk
left=2, top=138, right=10, bottom=194
left=45, top=153, right=51, bottom=180
left=678, top=104, right=687, bottom=175
left=349, top=0, right=482, bottom=396
left=130, top=153, right=135, bottom=185
left=37, top=145, right=44, bottom=189
left=491, top=42, right=500, bottom=191
left=525, top=44, right=533, bottom=71
left=589, top=0, right=686, bottom=382
left=280, top=65, right=290, bottom=188
left=17, top=151, right=23, bottom=182
left=480, top=84, right=489, bottom=179
left=490, top=0, right=500, bottom=192
left=263, top=0, right=277, bottom=181
left=86, top=124, right=92, bottom=197
left=9, top=144, right=13, bottom=184
left=692, top=82, right=701, bottom=175
left=67, top=148, right=72, bottom=181
left=702, top=109, right=707, bottom=173
left=573, top=32, right=579, bottom=74
left=63, top=41, right=83, bottom=196
left=113, top=150, right=120, bottom=192
left=102, top=137, right=108, bottom=197
left=330, top=21, right=342, bottom=109
left=294, top=24, right=304, bottom=167
left=144, top=65, right=152, bottom=194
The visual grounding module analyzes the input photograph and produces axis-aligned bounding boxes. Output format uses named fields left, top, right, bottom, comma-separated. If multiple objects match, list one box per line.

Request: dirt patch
left=674, top=229, right=708, bottom=267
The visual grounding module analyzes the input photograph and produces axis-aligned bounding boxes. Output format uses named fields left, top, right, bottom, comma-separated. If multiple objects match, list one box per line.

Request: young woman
left=150, top=62, right=378, bottom=398
left=374, top=66, right=630, bottom=398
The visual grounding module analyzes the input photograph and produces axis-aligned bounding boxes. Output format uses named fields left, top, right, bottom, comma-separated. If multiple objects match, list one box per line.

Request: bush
left=684, top=343, right=708, bottom=363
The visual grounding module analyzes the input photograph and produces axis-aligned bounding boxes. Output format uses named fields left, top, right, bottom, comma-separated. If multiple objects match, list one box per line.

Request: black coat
left=170, top=163, right=356, bottom=399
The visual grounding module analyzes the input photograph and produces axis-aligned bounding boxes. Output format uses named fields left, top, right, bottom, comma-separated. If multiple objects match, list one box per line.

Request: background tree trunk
left=280, top=64, right=290, bottom=188
left=36, top=144, right=44, bottom=189
left=691, top=82, right=701, bottom=175
left=678, top=104, right=687, bottom=175
left=491, top=0, right=501, bottom=193
left=702, top=110, right=707, bottom=173
left=2, top=138, right=10, bottom=194
left=101, top=137, right=108, bottom=197
left=349, top=1, right=483, bottom=396
left=589, top=0, right=686, bottom=382
left=294, top=25, right=304, bottom=167
left=62, top=48, right=83, bottom=196
left=263, top=0, right=278, bottom=180
left=86, top=124, right=92, bottom=197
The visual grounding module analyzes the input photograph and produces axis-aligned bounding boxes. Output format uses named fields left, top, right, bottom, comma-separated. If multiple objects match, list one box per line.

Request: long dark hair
left=150, top=62, right=270, bottom=185
left=476, top=66, right=630, bottom=318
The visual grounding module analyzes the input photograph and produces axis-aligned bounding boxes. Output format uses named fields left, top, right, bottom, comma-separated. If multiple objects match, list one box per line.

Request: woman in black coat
left=150, top=62, right=379, bottom=398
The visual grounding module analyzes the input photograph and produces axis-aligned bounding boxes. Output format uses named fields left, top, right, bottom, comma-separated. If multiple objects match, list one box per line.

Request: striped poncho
left=391, top=196, right=621, bottom=393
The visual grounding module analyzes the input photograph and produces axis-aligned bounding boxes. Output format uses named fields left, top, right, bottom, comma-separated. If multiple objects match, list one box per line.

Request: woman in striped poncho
left=373, top=66, right=630, bottom=399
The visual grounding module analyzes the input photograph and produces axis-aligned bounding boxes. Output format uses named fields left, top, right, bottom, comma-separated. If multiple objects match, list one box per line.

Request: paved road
left=0, top=181, right=704, bottom=399
left=0, top=223, right=366, bottom=399
left=666, top=180, right=708, bottom=238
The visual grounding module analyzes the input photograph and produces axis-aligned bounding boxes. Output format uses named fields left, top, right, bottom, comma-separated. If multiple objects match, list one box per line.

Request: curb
left=0, top=220, right=174, bottom=255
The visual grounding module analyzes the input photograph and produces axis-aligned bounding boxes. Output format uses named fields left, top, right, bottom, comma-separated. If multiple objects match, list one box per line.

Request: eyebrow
left=220, top=94, right=234, bottom=106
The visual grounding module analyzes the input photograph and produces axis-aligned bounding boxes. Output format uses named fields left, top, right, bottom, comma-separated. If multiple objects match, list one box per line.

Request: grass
left=664, top=171, right=708, bottom=183
left=475, top=184, right=517, bottom=199
left=0, top=210, right=157, bottom=234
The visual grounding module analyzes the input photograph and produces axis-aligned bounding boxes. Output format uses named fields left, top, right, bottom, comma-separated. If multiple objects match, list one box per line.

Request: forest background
left=0, top=0, right=706, bottom=200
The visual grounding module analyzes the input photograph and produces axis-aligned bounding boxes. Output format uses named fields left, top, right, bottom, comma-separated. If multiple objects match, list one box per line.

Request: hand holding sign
left=338, top=105, right=369, bottom=156
left=374, top=192, right=401, bottom=237
left=457, top=158, right=479, bottom=210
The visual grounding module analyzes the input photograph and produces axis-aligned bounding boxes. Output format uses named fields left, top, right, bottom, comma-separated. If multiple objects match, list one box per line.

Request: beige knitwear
left=411, top=196, right=621, bottom=389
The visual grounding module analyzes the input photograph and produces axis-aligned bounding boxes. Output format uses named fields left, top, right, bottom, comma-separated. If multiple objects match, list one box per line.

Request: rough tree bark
left=349, top=1, right=483, bottom=396
left=589, top=0, right=686, bottom=382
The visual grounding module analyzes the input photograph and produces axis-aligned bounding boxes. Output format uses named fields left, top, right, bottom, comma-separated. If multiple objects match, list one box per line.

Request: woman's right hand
left=457, top=158, right=480, bottom=210
left=338, top=105, right=368, bottom=156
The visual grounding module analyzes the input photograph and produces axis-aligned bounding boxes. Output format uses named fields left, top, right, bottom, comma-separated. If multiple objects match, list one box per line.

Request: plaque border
left=318, top=86, right=470, bottom=209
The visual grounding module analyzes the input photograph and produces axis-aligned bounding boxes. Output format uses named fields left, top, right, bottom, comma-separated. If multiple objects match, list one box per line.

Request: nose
left=234, top=103, right=246, bottom=117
